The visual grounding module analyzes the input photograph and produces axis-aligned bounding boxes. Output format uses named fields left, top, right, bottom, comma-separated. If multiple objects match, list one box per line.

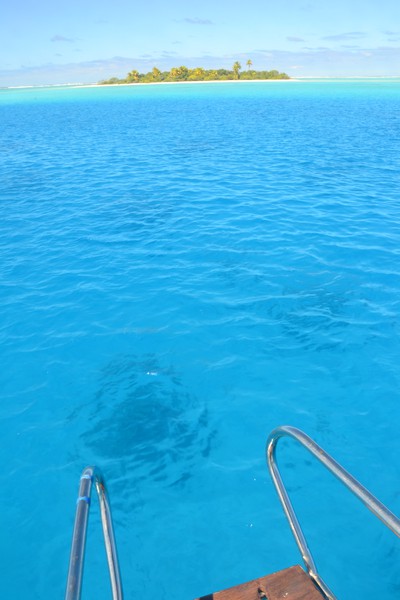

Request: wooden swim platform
left=194, top=565, right=326, bottom=600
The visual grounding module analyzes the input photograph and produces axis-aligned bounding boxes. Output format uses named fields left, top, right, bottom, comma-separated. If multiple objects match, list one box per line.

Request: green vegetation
left=232, top=61, right=241, bottom=79
left=99, top=61, right=290, bottom=85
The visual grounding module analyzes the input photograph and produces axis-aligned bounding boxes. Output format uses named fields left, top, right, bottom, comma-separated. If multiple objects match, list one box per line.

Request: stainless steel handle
left=266, top=425, right=400, bottom=599
left=65, top=466, right=123, bottom=600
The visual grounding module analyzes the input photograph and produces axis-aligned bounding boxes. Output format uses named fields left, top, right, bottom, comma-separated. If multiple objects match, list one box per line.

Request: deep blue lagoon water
left=1, top=80, right=400, bottom=599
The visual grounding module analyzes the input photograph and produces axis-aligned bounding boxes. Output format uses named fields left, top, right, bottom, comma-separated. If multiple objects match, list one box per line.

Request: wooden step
left=194, top=565, right=326, bottom=600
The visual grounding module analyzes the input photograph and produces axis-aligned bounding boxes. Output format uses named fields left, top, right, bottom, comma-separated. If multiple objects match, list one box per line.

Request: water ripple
left=1, top=81, right=400, bottom=600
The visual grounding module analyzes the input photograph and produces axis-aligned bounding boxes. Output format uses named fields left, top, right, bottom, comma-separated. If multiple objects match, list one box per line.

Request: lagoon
left=1, top=80, right=400, bottom=599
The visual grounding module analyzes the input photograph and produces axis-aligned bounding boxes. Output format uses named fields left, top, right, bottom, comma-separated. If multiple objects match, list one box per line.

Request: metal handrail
left=65, top=466, right=123, bottom=600
left=266, top=425, right=400, bottom=600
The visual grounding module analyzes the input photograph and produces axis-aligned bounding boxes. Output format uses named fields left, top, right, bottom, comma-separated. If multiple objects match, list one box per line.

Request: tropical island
left=99, top=61, right=290, bottom=85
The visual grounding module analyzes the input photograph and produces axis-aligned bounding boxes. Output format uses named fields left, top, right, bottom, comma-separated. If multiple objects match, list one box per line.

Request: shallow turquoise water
left=1, top=80, right=400, bottom=599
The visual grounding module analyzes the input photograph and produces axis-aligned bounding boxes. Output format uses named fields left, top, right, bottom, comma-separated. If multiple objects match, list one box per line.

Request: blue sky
left=1, top=0, right=400, bottom=85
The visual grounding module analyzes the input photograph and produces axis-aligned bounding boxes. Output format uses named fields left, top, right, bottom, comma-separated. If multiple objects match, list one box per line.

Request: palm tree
left=127, top=69, right=139, bottom=82
left=232, top=61, right=241, bottom=79
left=246, top=59, right=253, bottom=70
left=152, top=67, right=161, bottom=81
left=168, top=67, right=180, bottom=80
left=188, top=67, right=206, bottom=81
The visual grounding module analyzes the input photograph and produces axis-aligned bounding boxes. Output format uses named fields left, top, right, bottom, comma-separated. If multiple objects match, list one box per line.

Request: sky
left=1, top=0, right=400, bottom=86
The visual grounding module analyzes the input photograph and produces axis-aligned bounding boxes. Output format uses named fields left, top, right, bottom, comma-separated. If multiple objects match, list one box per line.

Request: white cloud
left=1, top=46, right=400, bottom=87
left=183, top=17, right=213, bottom=25
left=322, top=32, right=366, bottom=42
left=51, top=35, right=75, bottom=43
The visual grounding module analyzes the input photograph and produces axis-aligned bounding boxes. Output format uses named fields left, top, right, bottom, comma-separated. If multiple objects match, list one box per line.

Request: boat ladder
left=65, top=427, right=400, bottom=599
left=266, top=425, right=400, bottom=599
left=64, top=466, right=122, bottom=600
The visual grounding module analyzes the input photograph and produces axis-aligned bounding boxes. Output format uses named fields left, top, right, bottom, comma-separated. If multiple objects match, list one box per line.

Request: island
left=99, top=61, right=290, bottom=85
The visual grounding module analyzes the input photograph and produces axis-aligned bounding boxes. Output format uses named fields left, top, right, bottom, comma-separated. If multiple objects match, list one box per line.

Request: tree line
left=99, top=61, right=289, bottom=85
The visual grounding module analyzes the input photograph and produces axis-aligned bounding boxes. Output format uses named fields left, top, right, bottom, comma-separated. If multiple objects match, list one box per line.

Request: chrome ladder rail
left=65, top=466, right=123, bottom=600
left=266, top=426, right=400, bottom=599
